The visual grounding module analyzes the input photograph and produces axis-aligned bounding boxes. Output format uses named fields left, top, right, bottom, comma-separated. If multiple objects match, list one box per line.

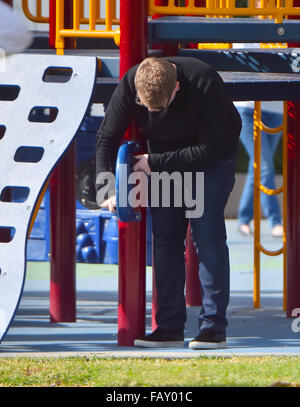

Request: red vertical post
left=286, top=1, right=300, bottom=316
left=49, top=0, right=76, bottom=323
left=118, top=0, right=148, bottom=346
left=49, top=0, right=56, bottom=49
left=185, top=225, right=202, bottom=306
left=286, top=101, right=300, bottom=317
left=50, top=142, right=76, bottom=322
left=152, top=247, right=158, bottom=331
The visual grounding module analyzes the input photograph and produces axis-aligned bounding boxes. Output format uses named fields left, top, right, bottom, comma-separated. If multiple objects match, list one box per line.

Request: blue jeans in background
left=237, top=106, right=282, bottom=228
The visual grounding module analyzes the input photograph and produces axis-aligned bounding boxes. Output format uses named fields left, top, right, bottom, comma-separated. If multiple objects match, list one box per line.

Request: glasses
left=135, top=93, right=172, bottom=111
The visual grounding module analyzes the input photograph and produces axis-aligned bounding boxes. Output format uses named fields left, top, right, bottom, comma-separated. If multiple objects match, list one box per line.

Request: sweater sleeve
left=148, top=73, right=231, bottom=173
left=95, top=70, right=136, bottom=204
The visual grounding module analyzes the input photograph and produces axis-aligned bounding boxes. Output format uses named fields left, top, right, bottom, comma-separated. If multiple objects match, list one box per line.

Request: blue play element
left=148, top=16, right=300, bottom=44
left=115, top=141, right=142, bottom=223
left=220, top=71, right=300, bottom=101
left=75, top=209, right=119, bottom=264
left=26, top=121, right=152, bottom=264
left=75, top=208, right=153, bottom=265
left=178, top=48, right=300, bottom=74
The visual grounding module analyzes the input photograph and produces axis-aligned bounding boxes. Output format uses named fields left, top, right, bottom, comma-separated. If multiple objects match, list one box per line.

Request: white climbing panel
left=0, top=53, right=97, bottom=343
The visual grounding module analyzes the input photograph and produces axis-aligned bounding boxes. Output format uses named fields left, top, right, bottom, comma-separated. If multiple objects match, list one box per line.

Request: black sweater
left=95, top=56, right=241, bottom=191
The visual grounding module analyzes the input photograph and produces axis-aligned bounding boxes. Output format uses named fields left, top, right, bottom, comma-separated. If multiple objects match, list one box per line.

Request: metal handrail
left=253, top=101, right=287, bottom=310
left=22, top=0, right=299, bottom=54
left=55, top=0, right=120, bottom=55
left=148, top=0, right=300, bottom=24
left=22, top=0, right=49, bottom=23
left=22, top=0, right=119, bottom=25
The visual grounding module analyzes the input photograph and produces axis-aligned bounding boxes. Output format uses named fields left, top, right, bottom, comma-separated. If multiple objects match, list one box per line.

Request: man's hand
left=100, top=195, right=117, bottom=213
left=133, top=154, right=151, bottom=175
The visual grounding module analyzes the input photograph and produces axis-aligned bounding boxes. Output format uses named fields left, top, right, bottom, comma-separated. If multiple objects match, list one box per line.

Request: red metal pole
left=118, top=0, right=148, bottom=346
left=49, top=0, right=76, bottom=323
left=152, top=246, right=158, bottom=331
left=50, top=142, right=76, bottom=322
left=185, top=225, right=202, bottom=306
left=286, top=1, right=300, bottom=317
left=286, top=101, right=300, bottom=317
left=49, top=0, right=56, bottom=49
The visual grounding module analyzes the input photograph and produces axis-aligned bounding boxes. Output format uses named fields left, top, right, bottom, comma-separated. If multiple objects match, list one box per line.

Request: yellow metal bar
left=22, top=0, right=49, bottom=23
left=56, top=0, right=65, bottom=55
left=22, top=0, right=300, bottom=25
left=148, top=0, right=300, bottom=18
left=260, top=43, right=288, bottom=48
left=252, top=100, right=286, bottom=310
left=106, top=0, right=112, bottom=32
left=73, top=0, right=81, bottom=30
left=79, top=0, right=84, bottom=19
left=58, top=29, right=117, bottom=38
left=95, top=0, right=101, bottom=20
left=111, top=0, right=117, bottom=19
left=55, top=0, right=120, bottom=53
left=36, top=0, right=42, bottom=19
left=89, top=0, right=96, bottom=31
left=258, top=245, right=283, bottom=256
left=260, top=123, right=283, bottom=134
left=253, top=101, right=261, bottom=309
left=198, top=43, right=232, bottom=49
left=259, top=185, right=283, bottom=195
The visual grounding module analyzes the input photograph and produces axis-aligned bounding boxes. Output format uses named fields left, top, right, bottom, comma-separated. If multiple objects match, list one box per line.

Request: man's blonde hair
left=134, top=57, right=177, bottom=108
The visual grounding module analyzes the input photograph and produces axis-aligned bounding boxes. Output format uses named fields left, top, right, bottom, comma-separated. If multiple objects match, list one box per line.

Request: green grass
left=0, top=356, right=300, bottom=387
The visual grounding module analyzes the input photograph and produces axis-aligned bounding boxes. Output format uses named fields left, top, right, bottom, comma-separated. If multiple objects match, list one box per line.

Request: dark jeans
left=150, top=155, right=236, bottom=334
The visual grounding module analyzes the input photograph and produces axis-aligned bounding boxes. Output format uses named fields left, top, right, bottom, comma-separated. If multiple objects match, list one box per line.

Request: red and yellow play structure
left=1, top=0, right=300, bottom=346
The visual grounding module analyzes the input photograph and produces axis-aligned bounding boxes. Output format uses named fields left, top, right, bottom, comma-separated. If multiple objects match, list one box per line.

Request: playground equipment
left=0, top=53, right=97, bottom=343
left=253, top=100, right=287, bottom=309
left=2, top=0, right=300, bottom=347
left=115, top=141, right=142, bottom=223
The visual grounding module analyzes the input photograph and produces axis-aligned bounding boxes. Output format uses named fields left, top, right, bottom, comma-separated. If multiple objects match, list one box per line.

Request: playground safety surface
left=1, top=220, right=299, bottom=358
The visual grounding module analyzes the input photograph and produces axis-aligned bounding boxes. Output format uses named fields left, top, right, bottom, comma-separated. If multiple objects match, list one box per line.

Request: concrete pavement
left=1, top=220, right=299, bottom=358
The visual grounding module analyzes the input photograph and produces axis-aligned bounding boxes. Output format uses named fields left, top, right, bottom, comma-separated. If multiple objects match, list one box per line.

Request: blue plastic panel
left=148, top=16, right=300, bottom=44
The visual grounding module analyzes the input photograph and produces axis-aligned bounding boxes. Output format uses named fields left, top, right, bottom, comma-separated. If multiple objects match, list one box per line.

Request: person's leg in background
left=237, top=107, right=255, bottom=234
left=237, top=107, right=283, bottom=237
left=260, top=110, right=283, bottom=237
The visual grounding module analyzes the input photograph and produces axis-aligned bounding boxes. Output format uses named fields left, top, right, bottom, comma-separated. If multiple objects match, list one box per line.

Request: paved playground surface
left=1, top=220, right=299, bottom=358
